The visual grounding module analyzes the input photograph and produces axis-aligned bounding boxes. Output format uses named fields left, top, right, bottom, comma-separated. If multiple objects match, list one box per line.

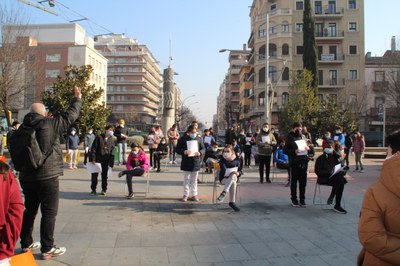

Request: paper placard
left=330, top=164, right=342, bottom=178
left=295, top=139, right=308, bottom=156
left=333, top=136, right=339, bottom=141
left=86, top=162, right=102, bottom=174
left=107, top=166, right=112, bottom=178
left=224, top=167, right=238, bottom=177
left=245, top=137, right=251, bottom=142
left=186, top=140, right=199, bottom=157
left=261, top=135, right=270, bottom=143
left=203, top=136, right=212, bottom=144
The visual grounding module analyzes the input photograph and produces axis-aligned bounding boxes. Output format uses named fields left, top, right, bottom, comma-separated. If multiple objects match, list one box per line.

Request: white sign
left=321, top=54, right=335, bottom=61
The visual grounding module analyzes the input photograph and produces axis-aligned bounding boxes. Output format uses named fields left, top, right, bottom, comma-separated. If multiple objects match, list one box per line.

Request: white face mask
left=132, top=150, right=138, bottom=155
left=71, top=131, right=76, bottom=135
left=223, top=152, right=231, bottom=159
left=262, top=127, right=268, bottom=132
left=212, top=148, right=218, bottom=152
left=324, top=148, right=333, bottom=154
left=161, top=141, right=166, bottom=144
left=88, top=131, right=93, bottom=134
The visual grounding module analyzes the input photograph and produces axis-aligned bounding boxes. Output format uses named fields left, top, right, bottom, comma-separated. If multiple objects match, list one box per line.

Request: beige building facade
left=95, top=34, right=162, bottom=129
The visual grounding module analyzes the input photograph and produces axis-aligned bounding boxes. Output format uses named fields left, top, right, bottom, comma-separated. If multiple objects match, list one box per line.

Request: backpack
left=8, top=124, right=52, bottom=172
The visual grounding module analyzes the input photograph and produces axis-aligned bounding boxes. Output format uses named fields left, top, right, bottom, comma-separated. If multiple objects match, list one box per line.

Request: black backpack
left=8, top=124, right=52, bottom=172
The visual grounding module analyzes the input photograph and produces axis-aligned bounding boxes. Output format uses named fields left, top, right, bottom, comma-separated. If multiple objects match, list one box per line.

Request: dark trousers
left=149, top=148, right=156, bottom=167
left=344, top=148, right=350, bottom=167
left=121, top=168, right=145, bottom=194
left=91, top=161, right=109, bottom=192
left=258, top=155, right=271, bottom=182
left=154, top=154, right=165, bottom=170
left=169, top=143, right=177, bottom=161
left=84, top=150, right=89, bottom=165
left=290, top=163, right=308, bottom=202
left=20, top=178, right=59, bottom=253
left=321, top=173, right=346, bottom=206
left=244, top=152, right=251, bottom=166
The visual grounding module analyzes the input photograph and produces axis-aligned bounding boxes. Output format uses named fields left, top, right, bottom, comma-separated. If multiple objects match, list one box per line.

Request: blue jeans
left=20, top=178, right=59, bottom=253
left=118, top=142, right=127, bottom=164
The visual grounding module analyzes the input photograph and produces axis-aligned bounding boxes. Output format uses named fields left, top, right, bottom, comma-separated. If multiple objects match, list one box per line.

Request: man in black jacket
left=19, top=86, right=81, bottom=260
left=114, top=119, right=129, bottom=165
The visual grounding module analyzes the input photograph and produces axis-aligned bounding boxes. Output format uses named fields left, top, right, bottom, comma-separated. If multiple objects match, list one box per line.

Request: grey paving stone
left=90, top=232, right=117, bottom=248
left=294, top=255, right=331, bottom=265
left=241, top=259, right=272, bottom=266
left=290, top=239, right=326, bottom=256
left=319, top=253, right=355, bottom=266
left=81, top=247, right=114, bottom=265
left=167, top=246, right=197, bottom=264
left=232, top=230, right=262, bottom=244
left=173, top=221, right=197, bottom=232
left=193, top=221, right=219, bottom=232
left=218, top=243, right=251, bottom=261
left=264, top=240, right=300, bottom=257
left=86, top=222, right=111, bottom=233
left=242, top=242, right=276, bottom=260
left=140, top=247, right=169, bottom=265
left=193, top=245, right=224, bottom=263
left=61, top=222, right=89, bottom=233
left=64, top=232, right=93, bottom=249
left=267, top=256, right=301, bottom=266
left=115, top=232, right=141, bottom=247
left=111, top=247, right=141, bottom=265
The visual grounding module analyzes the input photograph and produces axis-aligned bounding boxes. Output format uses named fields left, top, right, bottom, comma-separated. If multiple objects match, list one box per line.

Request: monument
left=161, top=67, right=176, bottom=134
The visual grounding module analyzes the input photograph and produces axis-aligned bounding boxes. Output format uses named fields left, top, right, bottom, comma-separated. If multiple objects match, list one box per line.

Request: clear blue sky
left=3, top=0, right=400, bottom=125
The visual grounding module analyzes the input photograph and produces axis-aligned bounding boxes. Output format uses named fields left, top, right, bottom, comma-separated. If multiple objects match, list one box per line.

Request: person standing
left=6, top=121, right=20, bottom=170
left=256, top=123, right=276, bottom=183
left=89, top=125, right=115, bottom=196
left=242, top=132, right=253, bottom=168
left=333, top=126, right=345, bottom=146
left=358, top=130, right=400, bottom=265
left=343, top=131, right=352, bottom=170
left=284, top=122, right=310, bottom=207
left=146, top=127, right=159, bottom=169
left=353, top=131, right=366, bottom=173
left=176, top=125, right=205, bottom=202
left=83, top=128, right=96, bottom=166
left=115, top=119, right=129, bottom=165
left=167, top=124, right=179, bottom=164
left=66, top=127, right=79, bottom=170
left=0, top=161, right=24, bottom=266
left=18, top=86, right=81, bottom=260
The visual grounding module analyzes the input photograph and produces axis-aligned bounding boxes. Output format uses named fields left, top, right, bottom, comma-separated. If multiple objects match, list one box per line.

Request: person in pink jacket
left=0, top=161, right=24, bottom=265
left=352, top=131, right=366, bottom=173
left=118, top=143, right=149, bottom=198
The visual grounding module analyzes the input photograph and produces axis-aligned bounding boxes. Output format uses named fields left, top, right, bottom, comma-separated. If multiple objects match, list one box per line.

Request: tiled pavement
left=21, top=156, right=383, bottom=265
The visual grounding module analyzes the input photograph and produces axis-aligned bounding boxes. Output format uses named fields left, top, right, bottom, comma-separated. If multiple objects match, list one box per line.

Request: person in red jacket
left=0, top=161, right=24, bottom=265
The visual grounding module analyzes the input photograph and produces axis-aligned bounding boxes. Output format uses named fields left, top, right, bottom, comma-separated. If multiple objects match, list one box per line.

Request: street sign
left=378, top=104, right=384, bottom=115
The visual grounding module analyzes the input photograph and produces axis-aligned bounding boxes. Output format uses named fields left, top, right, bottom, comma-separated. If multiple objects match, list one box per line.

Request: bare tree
left=0, top=4, right=35, bottom=127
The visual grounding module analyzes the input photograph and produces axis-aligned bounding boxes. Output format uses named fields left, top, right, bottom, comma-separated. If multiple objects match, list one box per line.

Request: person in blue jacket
left=66, top=127, right=80, bottom=169
left=333, top=126, right=345, bottom=147
left=273, top=139, right=290, bottom=186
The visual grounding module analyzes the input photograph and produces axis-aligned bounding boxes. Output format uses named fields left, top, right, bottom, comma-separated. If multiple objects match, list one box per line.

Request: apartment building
left=239, top=65, right=254, bottom=128
left=247, top=0, right=365, bottom=127
left=95, top=34, right=162, bottom=128
left=3, top=23, right=107, bottom=120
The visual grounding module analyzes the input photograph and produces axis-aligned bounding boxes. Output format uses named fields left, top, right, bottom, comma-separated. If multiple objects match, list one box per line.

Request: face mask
left=132, top=150, right=138, bottom=155
left=324, top=148, right=333, bottom=154
left=212, top=148, right=218, bottom=152
left=88, top=131, right=93, bottom=134
left=108, top=131, right=114, bottom=137
left=336, top=130, right=341, bottom=134
left=190, top=133, right=197, bottom=139
left=262, top=127, right=268, bottom=132
left=271, top=130, right=275, bottom=134
left=223, top=152, right=231, bottom=159
left=325, top=135, right=330, bottom=138
left=161, top=141, right=166, bottom=144
left=71, top=131, right=76, bottom=135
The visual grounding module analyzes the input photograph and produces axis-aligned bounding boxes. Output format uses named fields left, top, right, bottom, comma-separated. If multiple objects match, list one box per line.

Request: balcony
left=318, top=54, right=345, bottom=64
left=316, top=30, right=345, bottom=40
left=318, top=78, right=345, bottom=88
left=372, top=81, right=389, bottom=92
left=314, top=6, right=344, bottom=18
left=247, top=31, right=254, bottom=49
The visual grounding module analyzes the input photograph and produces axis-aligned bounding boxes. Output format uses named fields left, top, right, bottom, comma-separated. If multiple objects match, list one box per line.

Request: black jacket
left=284, top=131, right=308, bottom=166
left=315, top=152, right=342, bottom=184
left=176, top=134, right=205, bottom=171
left=218, top=155, right=241, bottom=182
left=203, top=147, right=221, bottom=163
left=155, top=143, right=168, bottom=156
left=115, top=125, right=129, bottom=144
left=19, top=97, right=82, bottom=182
left=89, top=133, right=115, bottom=167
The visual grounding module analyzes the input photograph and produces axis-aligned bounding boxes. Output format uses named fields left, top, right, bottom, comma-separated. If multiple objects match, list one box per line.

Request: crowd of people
left=1, top=83, right=398, bottom=264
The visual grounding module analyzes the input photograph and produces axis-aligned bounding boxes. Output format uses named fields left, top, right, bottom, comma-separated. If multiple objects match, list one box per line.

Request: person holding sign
left=216, top=145, right=241, bottom=212
left=176, top=125, right=205, bottom=202
left=256, top=123, right=277, bottom=183
left=284, top=122, right=310, bottom=207
left=314, top=140, right=347, bottom=214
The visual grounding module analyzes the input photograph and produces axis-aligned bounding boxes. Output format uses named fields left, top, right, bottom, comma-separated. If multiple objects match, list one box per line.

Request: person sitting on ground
left=314, top=140, right=347, bottom=214
left=118, top=143, right=149, bottom=198
left=203, top=143, right=221, bottom=173
left=0, top=161, right=24, bottom=265
left=357, top=130, right=400, bottom=266
left=217, top=145, right=241, bottom=212
left=154, top=137, right=168, bottom=172
left=273, top=140, right=290, bottom=187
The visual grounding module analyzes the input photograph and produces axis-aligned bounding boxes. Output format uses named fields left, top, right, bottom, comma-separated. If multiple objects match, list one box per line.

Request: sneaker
left=73, top=166, right=78, bottom=169
left=118, top=172, right=123, bottom=178
left=100, top=191, right=106, bottom=196
left=169, top=160, right=173, bottom=164
left=291, top=200, right=300, bottom=207
left=126, top=193, right=134, bottom=199
left=229, top=202, right=240, bottom=212
left=90, top=191, right=97, bottom=196
left=353, top=168, right=359, bottom=172
left=299, top=201, right=306, bottom=208
left=327, top=197, right=334, bottom=205
left=41, top=246, right=66, bottom=260
left=217, top=191, right=226, bottom=202
left=21, top=241, right=41, bottom=253
left=359, top=169, right=364, bottom=173
left=173, top=161, right=177, bottom=164
left=156, top=169, right=160, bottom=172
left=191, top=196, right=200, bottom=202
left=181, top=195, right=188, bottom=202
left=333, top=205, right=347, bottom=214
left=266, top=178, right=271, bottom=183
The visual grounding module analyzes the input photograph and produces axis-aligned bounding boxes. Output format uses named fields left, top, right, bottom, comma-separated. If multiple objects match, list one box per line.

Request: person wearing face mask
left=217, top=145, right=241, bottom=212
left=314, top=140, right=347, bottom=214
left=284, top=122, right=310, bottom=207
left=146, top=127, right=159, bottom=170
left=154, top=137, right=169, bottom=172
left=66, top=127, right=80, bottom=170
left=118, top=143, right=149, bottom=198
left=115, top=119, right=129, bottom=166
left=203, top=143, right=221, bottom=173
left=242, top=132, right=253, bottom=168
left=357, top=130, right=400, bottom=266
left=176, top=125, right=205, bottom=202
left=333, top=126, right=345, bottom=146
left=353, top=131, right=365, bottom=173
left=83, top=128, right=96, bottom=167
left=89, top=125, right=115, bottom=196
left=256, top=123, right=277, bottom=183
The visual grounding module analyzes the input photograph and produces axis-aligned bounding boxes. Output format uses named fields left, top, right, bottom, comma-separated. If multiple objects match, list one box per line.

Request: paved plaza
left=22, top=156, right=383, bottom=266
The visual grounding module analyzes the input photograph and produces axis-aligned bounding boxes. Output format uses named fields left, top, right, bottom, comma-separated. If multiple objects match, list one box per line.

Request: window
left=282, top=23, right=289, bottom=33
left=296, top=23, right=303, bottom=32
left=296, top=45, right=304, bottom=55
left=349, top=69, right=358, bottom=80
left=282, top=92, right=289, bottom=105
left=258, top=92, right=265, bottom=106
left=375, top=71, right=385, bottom=82
left=296, top=1, right=304, bottom=10
left=46, top=54, right=61, bottom=62
left=269, top=66, right=278, bottom=82
left=318, top=94, right=324, bottom=102
left=45, top=69, right=60, bottom=78
left=282, top=67, right=289, bottom=81
left=259, top=23, right=267, bottom=38
left=314, top=1, right=322, bottom=14
left=282, top=43, right=289, bottom=55
left=348, top=0, right=357, bottom=9
left=28, top=54, right=35, bottom=62
left=315, top=23, right=323, bottom=37
left=258, top=67, right=266, bottom=83
left=271, top=4, right=277, bottom=11
left=349, top=45, right=357, bottom=55
left=349, top=94, right=357, bottom=103
left=349, top=22, right=357, bottom=31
